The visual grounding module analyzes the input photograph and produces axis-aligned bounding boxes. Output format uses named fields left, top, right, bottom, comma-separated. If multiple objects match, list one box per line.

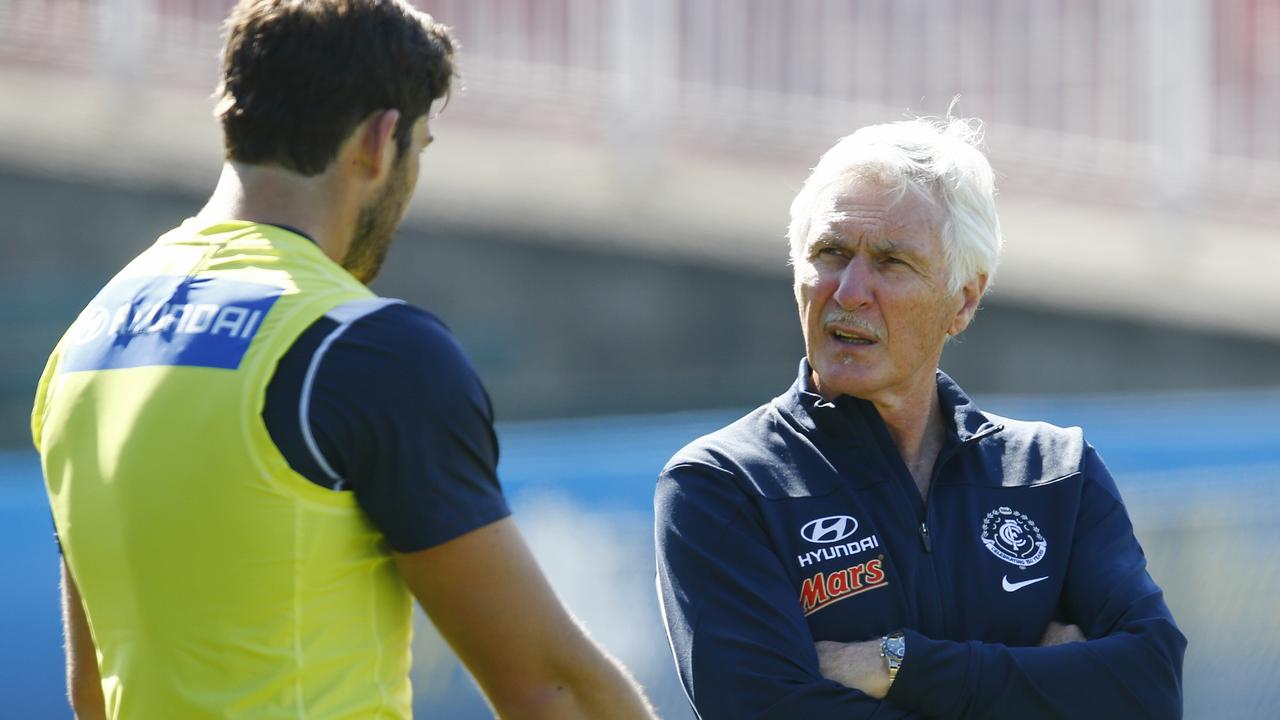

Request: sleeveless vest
left=33, top=220, right=413, bottom=718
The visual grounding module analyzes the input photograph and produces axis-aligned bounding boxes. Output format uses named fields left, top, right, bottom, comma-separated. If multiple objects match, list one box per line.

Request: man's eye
left=816, top=246, right=844, bottom=257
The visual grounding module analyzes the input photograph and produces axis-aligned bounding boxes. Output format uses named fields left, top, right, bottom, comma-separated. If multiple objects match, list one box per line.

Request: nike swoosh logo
left=1002, top=575, right=1049, bottom=592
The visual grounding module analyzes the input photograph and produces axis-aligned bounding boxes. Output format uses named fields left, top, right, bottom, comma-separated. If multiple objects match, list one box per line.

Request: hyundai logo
left=801, top=515, right=859, bottom=544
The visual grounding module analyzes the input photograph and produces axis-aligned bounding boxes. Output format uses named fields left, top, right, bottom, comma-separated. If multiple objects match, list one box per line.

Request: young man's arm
left=269, top=304, right=653, bottom=717
left=394, top=518, right=655, bottom=719
left=60, top=559, right=106, bottom=720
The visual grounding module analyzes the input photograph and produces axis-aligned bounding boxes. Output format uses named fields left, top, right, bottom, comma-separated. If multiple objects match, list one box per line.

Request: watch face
left=886, top=635, right=906, bottom=661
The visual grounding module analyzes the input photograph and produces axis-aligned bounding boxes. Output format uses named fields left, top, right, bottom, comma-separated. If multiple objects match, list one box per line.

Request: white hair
left=786, top=116, right=1003, bottom=294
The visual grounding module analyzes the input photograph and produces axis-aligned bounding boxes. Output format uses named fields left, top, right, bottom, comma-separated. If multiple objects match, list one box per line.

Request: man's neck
left=872, top=374, right=947, bottom=500
left=196, top=163, right=353, bottom=265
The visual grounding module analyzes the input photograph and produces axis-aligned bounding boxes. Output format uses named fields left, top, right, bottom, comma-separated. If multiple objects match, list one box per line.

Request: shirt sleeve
left=292, top=303, right=511, bottom=552
left=655, top=462, right=925, bottom=720
left=886, top=445, right=1187, bottom=719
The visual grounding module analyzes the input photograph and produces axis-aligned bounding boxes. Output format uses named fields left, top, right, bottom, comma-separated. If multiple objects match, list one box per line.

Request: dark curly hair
left=214, top=0, right=456, bottom=175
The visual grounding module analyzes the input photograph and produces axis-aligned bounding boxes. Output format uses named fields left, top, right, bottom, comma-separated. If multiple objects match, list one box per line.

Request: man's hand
left=1040, top=621, right=1086, bottom=646
left=395, top=518, right=655, bottom=719
left=815, top=639, right=891, bottom=699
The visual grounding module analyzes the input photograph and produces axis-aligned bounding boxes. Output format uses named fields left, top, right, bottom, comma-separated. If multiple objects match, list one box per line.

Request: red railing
left=2, top=0, right=1276, bottom=213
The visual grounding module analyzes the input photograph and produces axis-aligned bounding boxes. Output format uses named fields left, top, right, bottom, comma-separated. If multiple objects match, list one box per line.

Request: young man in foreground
left=34, top=2, right=654, bottom=717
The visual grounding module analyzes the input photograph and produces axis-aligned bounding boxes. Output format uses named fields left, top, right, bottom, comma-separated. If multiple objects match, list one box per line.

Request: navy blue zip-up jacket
left=655, top=361, right=1186, bottom=719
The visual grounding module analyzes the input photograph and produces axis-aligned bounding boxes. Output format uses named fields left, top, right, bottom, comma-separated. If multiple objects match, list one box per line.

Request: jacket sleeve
left=655, top=462, right=925, bottom=720
left=887, top=446, right=1187, bottom=719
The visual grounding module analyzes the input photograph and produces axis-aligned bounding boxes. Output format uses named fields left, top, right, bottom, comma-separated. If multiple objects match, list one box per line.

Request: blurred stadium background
left=2, top=0, right=1278, bottom=717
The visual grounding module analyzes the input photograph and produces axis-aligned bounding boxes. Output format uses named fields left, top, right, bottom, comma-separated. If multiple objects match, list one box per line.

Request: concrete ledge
left=4, top=66, right=1278, bottom=339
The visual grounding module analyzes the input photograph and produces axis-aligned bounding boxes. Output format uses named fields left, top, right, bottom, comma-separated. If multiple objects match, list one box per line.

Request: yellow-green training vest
left=32, top=220, right=414, bottom=718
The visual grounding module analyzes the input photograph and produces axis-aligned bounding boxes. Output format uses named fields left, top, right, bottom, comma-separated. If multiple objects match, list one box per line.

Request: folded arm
left=817, top=449, right=1186, bottom=719
left=656, top=463, right=925, bottom=719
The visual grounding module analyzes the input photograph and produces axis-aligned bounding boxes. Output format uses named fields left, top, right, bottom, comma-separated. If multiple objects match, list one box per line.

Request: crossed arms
left=654, top=456, right=1186, bottom=720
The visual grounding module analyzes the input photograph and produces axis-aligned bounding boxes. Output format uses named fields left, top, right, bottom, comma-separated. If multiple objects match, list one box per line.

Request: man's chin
left=811, top=359, right=884, bottom=401
left=340, top=237, right=391, bottom=285
left=341, top=261, right=377, bottom=285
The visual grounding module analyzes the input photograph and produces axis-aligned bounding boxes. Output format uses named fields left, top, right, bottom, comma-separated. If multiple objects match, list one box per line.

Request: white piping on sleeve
left=298, top=297, right=405, bottom=490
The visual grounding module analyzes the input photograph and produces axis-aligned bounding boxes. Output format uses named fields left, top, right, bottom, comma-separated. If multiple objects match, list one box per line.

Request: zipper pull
left=919, top=522, right=933, bottom=553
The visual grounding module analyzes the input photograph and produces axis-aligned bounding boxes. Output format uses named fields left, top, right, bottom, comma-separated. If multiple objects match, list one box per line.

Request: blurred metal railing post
left=608, top=0, right=677, bottom=192
left=94, top=0, right=155, bottom=140
left=1028, top=0, right=1061, bottom=155
left=98, top=0, right=147, bottom=83
left=1256, top=1, right=1280, bottom=169
left=1143, top=0, right=1211, bottom=208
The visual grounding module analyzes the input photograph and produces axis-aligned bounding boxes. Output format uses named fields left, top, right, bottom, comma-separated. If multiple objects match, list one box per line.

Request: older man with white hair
left=655, top=118, right=1186, bottom=718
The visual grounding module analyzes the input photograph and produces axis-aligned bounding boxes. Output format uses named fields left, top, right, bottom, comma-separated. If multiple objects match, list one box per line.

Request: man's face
left=794, top=178, right=970, bottom=405
left=344, top=116, right=432, bottom=283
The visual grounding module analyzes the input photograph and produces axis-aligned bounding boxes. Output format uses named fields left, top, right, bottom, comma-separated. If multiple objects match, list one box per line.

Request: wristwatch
left=881, top=631, right=906, bottom=687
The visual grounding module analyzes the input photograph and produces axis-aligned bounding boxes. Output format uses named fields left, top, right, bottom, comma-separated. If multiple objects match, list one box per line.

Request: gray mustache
left=822, top=313, right=881, bottom=341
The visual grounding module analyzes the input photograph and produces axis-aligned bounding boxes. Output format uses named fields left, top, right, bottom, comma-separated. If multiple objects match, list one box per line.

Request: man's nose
left=833, top=257, right=874, bottom=311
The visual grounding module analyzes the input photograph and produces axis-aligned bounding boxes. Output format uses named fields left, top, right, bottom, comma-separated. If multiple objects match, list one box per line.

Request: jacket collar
left=774, top=358, right=1002, bottom=446
left=936, top=369, right=1004, bottom=443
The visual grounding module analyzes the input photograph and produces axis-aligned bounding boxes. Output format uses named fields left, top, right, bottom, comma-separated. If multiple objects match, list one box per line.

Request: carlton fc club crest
left=980, top=507, right=1047, bottom=568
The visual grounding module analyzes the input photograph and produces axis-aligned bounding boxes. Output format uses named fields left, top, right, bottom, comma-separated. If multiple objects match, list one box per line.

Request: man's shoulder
left=665, top=403, right=776, bottom=468
left=972, top=410, right=1088, bottom=487
left=303, top=299, right=488, bottom=409
left=342, top=300, right=456, bottom=349
left=334, top=300, right=476, bottom=376
left=661, top=399, right=830, bottom=500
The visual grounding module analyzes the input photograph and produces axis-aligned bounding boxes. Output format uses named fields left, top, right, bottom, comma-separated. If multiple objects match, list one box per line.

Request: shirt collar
left=935, top=369, right=1003, bottom=443
left=774, top=358, right=1002, bottom=446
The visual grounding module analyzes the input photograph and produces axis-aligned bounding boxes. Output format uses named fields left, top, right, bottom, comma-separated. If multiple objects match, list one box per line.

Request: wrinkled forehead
left=806, top=177, right=944, bottom=244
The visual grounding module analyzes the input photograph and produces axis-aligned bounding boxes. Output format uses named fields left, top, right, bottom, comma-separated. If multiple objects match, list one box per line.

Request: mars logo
left=801, top=515, right=859, bottom=544
left=981, top=507, right=1047, bottom=568
left=799, top=557, right=888, bottom=616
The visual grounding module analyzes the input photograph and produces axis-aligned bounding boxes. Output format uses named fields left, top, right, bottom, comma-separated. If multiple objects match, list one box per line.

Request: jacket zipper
left=919, top=424, right=1003, bottom=552
left=918, top=444, right=957, bottom=553
left=915, top=425, right=1002, bottom=638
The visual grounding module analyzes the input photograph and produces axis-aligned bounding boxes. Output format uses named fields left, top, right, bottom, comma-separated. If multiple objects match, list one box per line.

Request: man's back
left=34, top=221, right=413, bottom=717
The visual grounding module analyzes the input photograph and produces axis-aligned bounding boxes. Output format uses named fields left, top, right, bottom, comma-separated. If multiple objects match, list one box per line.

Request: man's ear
left=357, top=109, right=401, bottom=182
left=948, top=273, right=988, bottom=337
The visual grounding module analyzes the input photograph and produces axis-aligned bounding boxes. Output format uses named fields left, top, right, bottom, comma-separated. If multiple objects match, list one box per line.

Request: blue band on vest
left=60, top=275, right=283, bottom=373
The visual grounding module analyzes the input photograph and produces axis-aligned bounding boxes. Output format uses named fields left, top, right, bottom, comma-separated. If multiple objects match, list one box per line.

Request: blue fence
left=4, top=388, right=1279, bottom=718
